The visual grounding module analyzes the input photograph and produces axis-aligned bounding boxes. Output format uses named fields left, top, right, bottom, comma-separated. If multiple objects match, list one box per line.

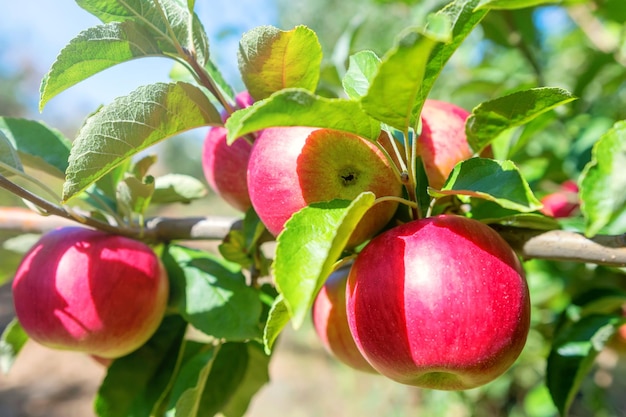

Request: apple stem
left=374, top=195, right=419, bottom=210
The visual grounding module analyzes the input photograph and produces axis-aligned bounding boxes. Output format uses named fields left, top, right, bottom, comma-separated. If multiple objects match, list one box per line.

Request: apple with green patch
left=247, top=127, right=403, bottom=247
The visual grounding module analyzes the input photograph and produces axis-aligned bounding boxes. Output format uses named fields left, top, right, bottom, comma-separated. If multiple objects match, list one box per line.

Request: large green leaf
left=75, top=0, right=209, bottom=64
left=62, top=81, right=221, bottom=202
left=430, top=158, right=542, bottom=212
left=579, top=120, right=626, bottom=237
left=361, top=29, right=439, bottom=132
left=418, top=0, right=489, bottom=104
left=225, top=88, right=381, bottom=144
left=238, top=25, right=322, bottom=100
left=0, top=118, right=71, bottom=179
left=547, top=314, right=625, bottom=416
left=39, top=22, right=161, bottom=110
left=164, top=245, right=262, bottom=341
left=274, top=192, right=376, bottom=329
left=95, top=315, right=188, bottom=417
left=466, top=87, right=577, bottom=152
left=0, top=318, right=29, bottom=374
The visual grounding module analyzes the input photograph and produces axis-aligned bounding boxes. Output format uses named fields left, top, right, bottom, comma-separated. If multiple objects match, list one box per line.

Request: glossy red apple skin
left=12, top=227, right=169, bottom=359
left=418, top=100, right=473, bottom=189
left=201, top=91, right=255, bottom=212
left=540, top=180, right=579, bottom=218
left=346, top=215, right=530, bottom=390
left=312, top=265, right=377, bottom=373
left=247, top=127, right=402, bottom=247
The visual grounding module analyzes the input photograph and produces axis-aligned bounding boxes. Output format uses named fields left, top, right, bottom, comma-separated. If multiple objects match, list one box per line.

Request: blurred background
left=1, top=0, right=626, bottom=416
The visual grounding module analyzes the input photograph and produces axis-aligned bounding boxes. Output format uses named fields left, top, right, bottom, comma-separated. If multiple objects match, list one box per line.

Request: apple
left=540, top=180, right=579, bottom=218
left=346, top=215, right=530, bottom=390
left=247, top=127, right=403, bottom=247
left=418, top=99, right=473, bottom=189
left=201, top=91, right=255, bottom=212
left=312, top=264, right=377, bottom=373
left=12, top=227, right=169, bottom=359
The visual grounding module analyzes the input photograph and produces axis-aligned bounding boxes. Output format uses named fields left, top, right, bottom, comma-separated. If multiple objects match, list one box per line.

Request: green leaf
left=219, top=342, right=271, bottom=417
left=466, top=87, right=577, bottom=152
left=225, top=88, right=381, bottom=144
left=579, top=120, right=626, bottom=237
left=0, top=318, right=29, bottom=374
left=418, top=0, right=489, bottom=105
left=262, top=295, right=290, bottom=354
left=0, top=131, right=23, bottom=176
left=0, top=117, right=71, bottom=179
left=470, top=200, right=560, bottom=230
left=152, top=174, right=208, bottom=204
left=547, top=314, right=625, bottom=416
left=431, top=158, right=542, bottom=212
left=171, top=343, right=218, bottom=417
left=361, top=29, right=438, bottom=132
left=62, top=82, right=221, bottom=202
left=39, top=22, right=161, bottom=110
left=116, top=175, right=155, bottom=217
left=274, top=192, right=376, bottom=329
left=76, top=0, right=209, bottom=65
left=164, top=245, right=262, bottom=341
left=238, top=25, right=322, bottom=100
left=95, top=315, right=188, bottom=417
left=477, top=0, right=564, bottom=9
left=342, top=50, right=381, bottom=100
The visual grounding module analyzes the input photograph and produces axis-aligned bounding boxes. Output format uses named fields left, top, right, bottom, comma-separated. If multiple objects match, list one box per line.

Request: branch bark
left=1, top=207, right=626, bottom=267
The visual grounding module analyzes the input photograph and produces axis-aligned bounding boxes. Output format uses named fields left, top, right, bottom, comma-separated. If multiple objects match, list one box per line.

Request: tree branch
left=1, top=207, right=626, bottom=267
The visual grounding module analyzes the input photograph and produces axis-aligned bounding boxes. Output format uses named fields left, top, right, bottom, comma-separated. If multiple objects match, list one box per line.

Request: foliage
left=0, top=0, right=625, bottom=416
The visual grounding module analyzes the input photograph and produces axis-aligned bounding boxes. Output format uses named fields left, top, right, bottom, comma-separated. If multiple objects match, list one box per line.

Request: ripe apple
left=540, top=180, right=579, bottom=218
left=201, top=91, right=255, bottom=212
left=346, top=215, right=530, bottom=390
left=312, top=264, right=377, bottom=373
left=247, top=127, right=403, bottom=247
left=12, top=227, right=169, bottom=359
left=418, top=99, right=473, bottom=189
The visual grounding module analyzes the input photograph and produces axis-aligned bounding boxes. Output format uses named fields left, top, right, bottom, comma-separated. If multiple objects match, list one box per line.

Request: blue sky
left=0, top=1, right=278, bottom=127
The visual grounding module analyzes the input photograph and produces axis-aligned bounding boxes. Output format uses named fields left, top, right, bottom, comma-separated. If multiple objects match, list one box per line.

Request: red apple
left=201, top=91, right=255, bottom=212
left=540, top=180, right=579, bottom=218
left=12, top=227, right=169, bottom=359
left=247, top=127, right=403, bottom=247
left=418, top=100, right=473, bottom=190
left=312, top=264, right=377, bottom=373
left=346, top=215, right=530, bottom=390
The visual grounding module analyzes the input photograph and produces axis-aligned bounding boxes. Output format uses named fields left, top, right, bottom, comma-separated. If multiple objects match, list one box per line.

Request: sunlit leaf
left=342, top=50, right=381, bottom=100
left=152, top=174, right=208, bottom=204
left=238, top=25, right=322, bottom=100
left=430, top=158, right=542, bottom=212
left=477, top=0, right=564, bottom=9
left=225, top=88, right=381, bottom=144
left=39, top=22, right=161, bottom=110
left=274, top=192, right=376, bottom=328
left=580, top=120, right=626, bottom=237
left=361, top=29, right=438, bottom=132
left=466, top=87, right=576, bottom=152
left=0, top=131, right=23, bottom=177
left=262, top=295, right=289, bottom=354
left=62, top=82, right=221, bottom=202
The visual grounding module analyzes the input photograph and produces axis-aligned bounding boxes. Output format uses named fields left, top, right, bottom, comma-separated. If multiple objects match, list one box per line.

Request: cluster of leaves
left=0, top=0, right=625, bottom=416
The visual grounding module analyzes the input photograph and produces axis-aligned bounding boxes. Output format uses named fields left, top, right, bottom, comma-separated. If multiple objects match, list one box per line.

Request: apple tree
left=1, top=0, right=626, bottom=416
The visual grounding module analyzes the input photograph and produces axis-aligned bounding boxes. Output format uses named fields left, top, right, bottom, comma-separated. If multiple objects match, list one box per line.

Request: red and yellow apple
left=312, top=264, right=377, bottom=373
left=12, top=227, right=169, bottom=359
left=418, top=99, right=473, bottom=189
left=346, top=215, right=530, bottom=390
left=201, top=91, right=255, bottom=212
left=246, top=127, right=403, bottom=247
